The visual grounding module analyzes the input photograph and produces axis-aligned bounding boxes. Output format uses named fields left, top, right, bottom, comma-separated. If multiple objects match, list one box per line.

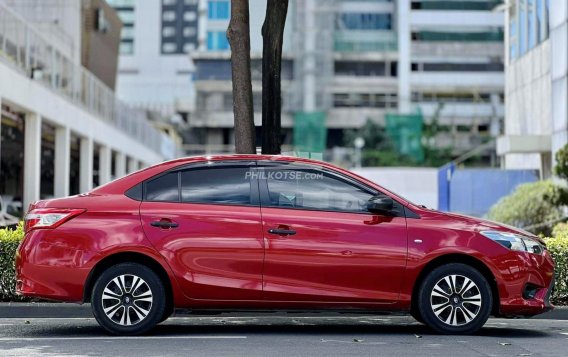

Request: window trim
left=255, top=162, right=405, bottom=216
left=140, top=161, right=259, bottom=207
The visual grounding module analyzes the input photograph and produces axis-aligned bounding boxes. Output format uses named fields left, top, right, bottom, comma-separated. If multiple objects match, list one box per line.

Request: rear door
left=258, top=163, right=408, bottom=304
left=140, top=161, right=265, bottom=300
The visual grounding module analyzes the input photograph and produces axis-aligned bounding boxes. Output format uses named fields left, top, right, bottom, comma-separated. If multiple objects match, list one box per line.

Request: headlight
left=480, top=231, right=545, bottom=255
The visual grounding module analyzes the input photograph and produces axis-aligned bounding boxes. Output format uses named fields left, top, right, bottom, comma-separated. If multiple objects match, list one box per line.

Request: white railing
left=0, top=2, right=171, bottom=157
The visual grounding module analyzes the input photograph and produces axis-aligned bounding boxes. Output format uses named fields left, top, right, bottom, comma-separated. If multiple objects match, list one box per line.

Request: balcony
left=0, top=3, right=171, bottom=157
left=334, top=30, right=397, bottom=53
left=411, top=72, right=504, bottom=90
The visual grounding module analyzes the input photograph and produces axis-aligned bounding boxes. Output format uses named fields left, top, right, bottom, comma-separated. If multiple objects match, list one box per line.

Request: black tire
left=91, top=263, right=166, bottom=335
left=159, top=305, right=174, bottom=324
left=410, top=308, right=424, bottom=324
left=417, top=263, right=492, bottom=334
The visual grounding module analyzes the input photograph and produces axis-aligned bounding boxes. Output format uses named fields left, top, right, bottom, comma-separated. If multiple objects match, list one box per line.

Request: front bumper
left=497, top=250, right=555, bottom=317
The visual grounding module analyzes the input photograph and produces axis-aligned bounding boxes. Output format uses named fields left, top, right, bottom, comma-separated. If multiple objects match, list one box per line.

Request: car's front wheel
left=417, top=263, right=492, bottom=334
left=91, top=263, right=166, bottom=335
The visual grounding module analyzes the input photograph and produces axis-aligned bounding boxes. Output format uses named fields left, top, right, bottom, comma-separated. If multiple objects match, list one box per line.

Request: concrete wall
left=352, top=167, right=439, bottom=209
left=504, top=40, right=552, bottom=170
left=115, top=0, right=195, bottom=116
left=550, top=0, right=568, bottom=159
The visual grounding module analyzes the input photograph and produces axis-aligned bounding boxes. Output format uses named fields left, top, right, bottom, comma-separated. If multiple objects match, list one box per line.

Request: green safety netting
left=293, top=111, right=327, bottom=155
left=385, top=111, right=424, bottom=163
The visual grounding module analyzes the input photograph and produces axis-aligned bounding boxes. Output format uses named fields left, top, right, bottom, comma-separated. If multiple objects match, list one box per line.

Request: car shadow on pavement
left=9, top=319, right=552, bottom=339
left=151, top=322, right=550, bottom=338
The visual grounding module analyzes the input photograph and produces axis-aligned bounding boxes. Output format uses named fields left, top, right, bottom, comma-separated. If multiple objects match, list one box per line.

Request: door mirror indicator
left=367, top=195, right=394, bottom=215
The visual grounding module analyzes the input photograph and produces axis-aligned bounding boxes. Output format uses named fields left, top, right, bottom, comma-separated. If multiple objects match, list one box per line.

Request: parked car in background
left=16, top=155, right=555, bottom=335
left=0, top=195, right=19, bottom=229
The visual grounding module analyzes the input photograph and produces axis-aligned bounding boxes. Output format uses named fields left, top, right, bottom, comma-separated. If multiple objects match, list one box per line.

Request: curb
left=1, top=303, right=568, bottom=320
left=0, top=302, right=92, bottom=318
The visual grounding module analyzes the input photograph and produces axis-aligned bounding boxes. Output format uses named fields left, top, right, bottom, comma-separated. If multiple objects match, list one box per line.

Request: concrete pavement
left=0, top=315, right=567, bottom=356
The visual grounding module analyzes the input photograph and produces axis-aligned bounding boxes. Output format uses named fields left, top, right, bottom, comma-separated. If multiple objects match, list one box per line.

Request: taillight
left=24, top=208, right=85, bottom=232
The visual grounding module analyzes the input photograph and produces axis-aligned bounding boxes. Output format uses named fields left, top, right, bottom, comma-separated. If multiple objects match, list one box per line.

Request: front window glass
left=264, top=168, right=374, bottom=213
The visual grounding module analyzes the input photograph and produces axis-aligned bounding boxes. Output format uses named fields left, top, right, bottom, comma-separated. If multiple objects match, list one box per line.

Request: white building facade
left=498, top=0, right=566, bottom=178
left=0, top=1, right=175, bottom=216
left=107, top=0, right=197, bottom=117
left=190, top=0, right=505, bottom=156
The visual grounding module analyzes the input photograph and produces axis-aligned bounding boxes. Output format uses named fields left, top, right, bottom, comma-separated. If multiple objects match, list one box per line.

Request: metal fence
left=0, top=2, right=169, bottom=156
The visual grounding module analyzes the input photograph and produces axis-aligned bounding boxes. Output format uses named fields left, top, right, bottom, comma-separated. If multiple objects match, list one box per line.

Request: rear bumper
left=15, top=229, right=94, bottom=302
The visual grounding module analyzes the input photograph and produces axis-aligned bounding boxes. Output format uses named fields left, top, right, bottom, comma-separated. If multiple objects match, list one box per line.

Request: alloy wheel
left=101, top=274, right=153, bottom=326
left=430, top=274, right=482, bottom=326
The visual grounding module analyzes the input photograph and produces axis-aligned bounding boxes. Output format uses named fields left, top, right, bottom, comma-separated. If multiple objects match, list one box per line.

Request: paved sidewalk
left=1, top=302, right=567, bottom=320
left=1, top=316, right=568, bottom=357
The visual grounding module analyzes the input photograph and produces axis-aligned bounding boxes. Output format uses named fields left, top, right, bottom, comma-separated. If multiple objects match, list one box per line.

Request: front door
left=258, top=164, right=408, bottom=304
left=140, top=161, right=264, bottom=301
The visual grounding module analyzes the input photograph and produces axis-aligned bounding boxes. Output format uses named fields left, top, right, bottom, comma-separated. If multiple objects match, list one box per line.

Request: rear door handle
left=150, top=220, right=179, bottom=229
left=268, top=228, right=296, bottom=236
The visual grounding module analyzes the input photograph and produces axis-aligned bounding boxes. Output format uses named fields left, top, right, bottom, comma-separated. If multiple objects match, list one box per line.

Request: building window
left=208, top=0, right=230, bottom=20
left=411, top=62, right=504, bottom=72
left=335, top=61, right=387, bottom=76
left=537, top=0, right=549, bottom=43
left=162, top=26, right=176, bottom=37
left=519, top=0, right=527, bottom=55
left=184, top=0, right=198, bottom=4
left=121, top=26, right=134, bottom=39
left=183, top=43, right=195, bottom=53
left=183, top=27, right=196, bottom=37
left=412, top=30, right=503, bottom=42
left=336, top=13, right=392, bottom=30
left=528, top=0, right=536, bottom=49
left=163, top=0, right=177, bottom=5
left=117, top=10, right=135, bottom=24
left=162, top=42, right=178, bottom=53
left=163, top=10, right=176, bottom=21
left=120, top=41, right=134, bottom=55
left=411, top=1, right=502, bottom=11
left=183, top=11, right=197, bottom=22
left=106, top=0, right=135, bottom=6
left=207, top=31, right=229, bottom=50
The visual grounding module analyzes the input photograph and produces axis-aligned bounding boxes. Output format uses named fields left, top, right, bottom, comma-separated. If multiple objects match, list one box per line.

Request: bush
left=487, top=180, right=562, bottom=236
left=0, top=223, right=26, bottom=302
left=546, top=223, right=568, bottom=304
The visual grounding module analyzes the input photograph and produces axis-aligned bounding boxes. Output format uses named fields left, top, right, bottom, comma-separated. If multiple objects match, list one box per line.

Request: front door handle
left=150, top=220, right=179, bottom=229
left=268, top=228, right=296, bottom=236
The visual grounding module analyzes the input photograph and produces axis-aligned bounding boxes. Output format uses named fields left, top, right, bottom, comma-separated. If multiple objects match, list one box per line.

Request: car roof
left=91, top=154, right=411, bottom=206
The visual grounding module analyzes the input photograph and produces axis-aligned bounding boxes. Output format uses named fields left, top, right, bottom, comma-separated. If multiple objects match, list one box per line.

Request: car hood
left=421, top=208, right=543, bottom=242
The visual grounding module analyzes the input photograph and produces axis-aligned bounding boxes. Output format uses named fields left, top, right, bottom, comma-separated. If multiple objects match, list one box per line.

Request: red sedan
left=16, top=155, right=554, bottom=335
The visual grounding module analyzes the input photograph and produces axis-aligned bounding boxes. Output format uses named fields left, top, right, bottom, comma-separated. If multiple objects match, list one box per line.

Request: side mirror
left=367, top=195, right=394, bottom=215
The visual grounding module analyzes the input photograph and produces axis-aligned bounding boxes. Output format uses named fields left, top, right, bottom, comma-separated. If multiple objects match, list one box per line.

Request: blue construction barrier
left=438, top=167, right=539, bottom=217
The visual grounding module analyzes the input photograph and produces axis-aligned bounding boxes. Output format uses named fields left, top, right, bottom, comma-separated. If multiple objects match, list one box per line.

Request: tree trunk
left=261, top=0, right=289, bottom=155
left=227, top=0, right=256, bottom=154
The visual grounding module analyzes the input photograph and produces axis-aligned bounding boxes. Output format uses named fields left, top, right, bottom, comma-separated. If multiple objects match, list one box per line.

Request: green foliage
left=545, top=223, right=568, bottom=304
left=344, top=118, right=395, bottom=152
left=0, top=223, right=27, bottom=302
left=487, top=180, right=562, bottom=236
left=344, top=118, right=453, bottom=167
left=554, top=144, right=568, bottom=181
left=362, top=150, right=416, bottom=167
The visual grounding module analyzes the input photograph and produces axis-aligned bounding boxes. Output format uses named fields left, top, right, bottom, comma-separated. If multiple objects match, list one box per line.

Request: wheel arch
left=83, top=251, right=174, bottom=315
left=410, top=253, right=500, bottom=316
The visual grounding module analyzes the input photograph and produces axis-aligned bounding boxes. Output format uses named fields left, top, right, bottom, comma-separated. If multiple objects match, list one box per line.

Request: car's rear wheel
left=91, top=263, right=166, bottom=335
left=417, top=263, right=492, bottom=334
